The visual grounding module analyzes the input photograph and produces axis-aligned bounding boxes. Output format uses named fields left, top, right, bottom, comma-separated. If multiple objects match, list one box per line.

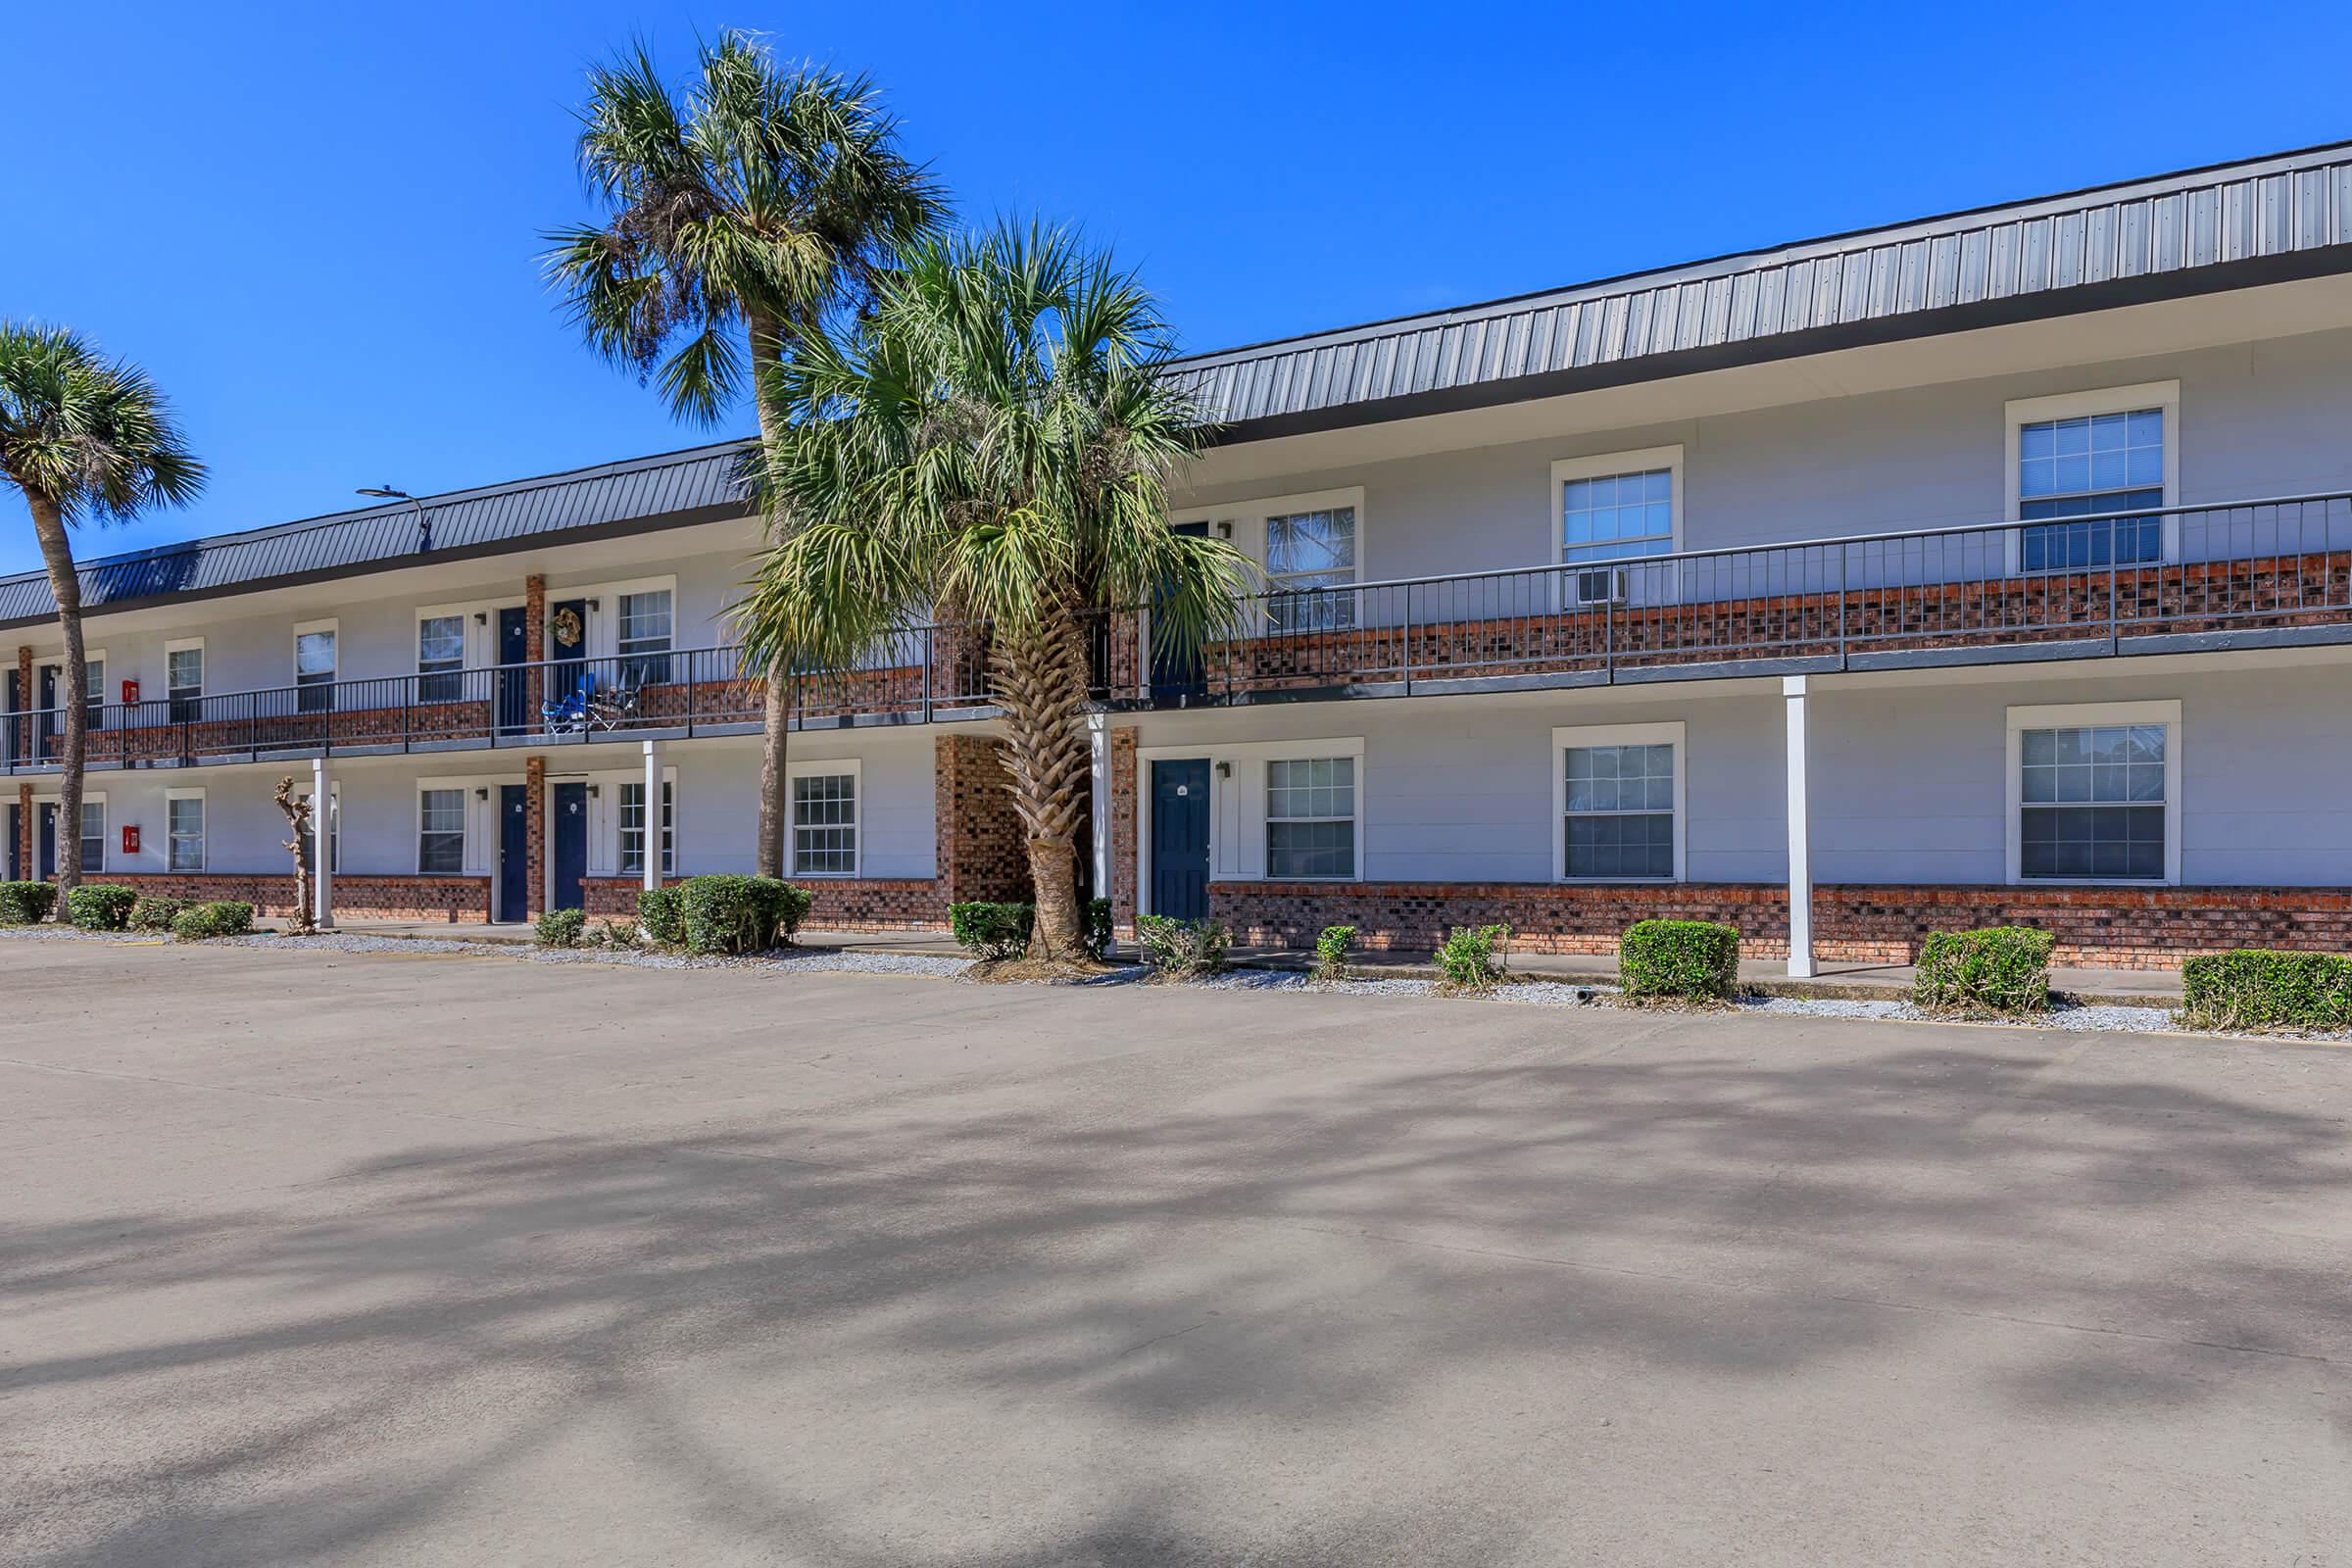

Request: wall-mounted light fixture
left=1215, top=760, right=1232, bottom=779
left=586, top=598, right=602, bottom=612
left=1216, top=518, right=1234, bottom=538
left=586, top=784, right=602, bottom=800
left=474, top=788, right=489, bottom=802
left=473, top=612, right=489, bottom=626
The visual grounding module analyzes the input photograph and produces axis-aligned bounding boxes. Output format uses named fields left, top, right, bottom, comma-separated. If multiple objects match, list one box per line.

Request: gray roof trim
left=1172, top=140, right=2352, bottom=441
left=0, top=440, right=758, bottom=630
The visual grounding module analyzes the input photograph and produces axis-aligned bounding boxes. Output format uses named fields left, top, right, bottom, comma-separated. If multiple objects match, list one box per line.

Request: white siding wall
left=1128, top=659, right=2352, bottom=893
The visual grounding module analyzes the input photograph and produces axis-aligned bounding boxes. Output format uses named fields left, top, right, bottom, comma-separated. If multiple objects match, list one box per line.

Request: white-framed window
left=166, top=639, right=204, bottom=721
left=1552, top=446, right=1683, bottom=607
left=618, top=778, right=676, bottom=876
left=418, top=787, right=466, bottom=874
left=1265, top=507, right=1357, bottom=633
left=2005, top=382, right=2179, bottom=573
left=416, top=614, right=466, bottom=704
left=1265, top=757, right=1357, bottom=879
left=2006, top=700, right=2180, bottom=885
left=790, top=763, right=859, bottom=877
left=167, top=790, right=205, bottom=872
left=616, top=588, right=673, bottom=674
left=78, top=797, right=105, bottom=873
left=1554, top=721, right=1686, bottom=882
left=294, top=619, right=338, bottom=713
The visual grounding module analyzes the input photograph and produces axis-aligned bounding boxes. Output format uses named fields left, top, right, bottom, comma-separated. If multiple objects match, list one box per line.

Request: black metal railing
left=2, top=632, right=996, bottom=772
left=6, top=491, right=2350, bottom=772
left=1152, top=490, right=2352, bottom=701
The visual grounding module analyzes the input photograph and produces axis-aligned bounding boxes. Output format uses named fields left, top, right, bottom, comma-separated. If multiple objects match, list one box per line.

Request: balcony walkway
left=10, top=491, right=2350, bottom=775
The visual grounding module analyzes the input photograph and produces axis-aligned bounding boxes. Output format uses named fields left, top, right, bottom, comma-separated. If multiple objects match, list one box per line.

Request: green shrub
left=64, top=883, right=139, bottom=931
left=678, top=874, right=808, bottom=955
left=1620, top=919, right=1740, bottom=1003
left=1436, top=923, right=1509, bottom=990
left=1082, top=898, right=1113, bottom=960
left=128, top=893, right=192, bottom=932
left=637, top=886, right=685, bottom=946
left=1913, top=925, right=2055, bottom=1014
left=950, top=901, right=1034, bottom=960
left=1313, top=923, right=1356, bottom=981
left=170, top=901, right=254, bottom=942
left=535, top=906, right=586, bottom=949
left=0, top=881, right=57, bottom=924
left=2180, top=949, right=2352, bottom=1032
left=584, top=916, right=642, bottom=951
left=1136, top=913, right=1230, bottom=976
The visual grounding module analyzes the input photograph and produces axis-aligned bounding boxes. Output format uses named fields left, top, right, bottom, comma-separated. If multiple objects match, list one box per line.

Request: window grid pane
left=1562, top=467, right=1673, bottom=564
left=418, top=789, right=466, bottom=875
left=617, top=591, right=673, bottom=652
left=618, top=781, right=675, bottom=876
left=1564, top=744, right=1675, bottom=879
left=168, top=797, right=204, bottom=871
left=167, top=648, right=202, bottom=696
left=793, top=773, right=857, bottom=876
left=80, top=801, right=104, bottom=871
left=2020, top=724, right=2166, bottom=879
left=1266, top=509, right=1356, bottom=633
left=1266, top=757, right=1355, bottom=879
left=2018, top=409, right=2164, bottom=570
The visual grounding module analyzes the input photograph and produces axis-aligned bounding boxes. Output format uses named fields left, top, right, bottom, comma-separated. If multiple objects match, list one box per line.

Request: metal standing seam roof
left=0, top=440, right=758, bottom=629
left=11, top=141, right=2352, bottom=627
left=1167, top=140, right=2352, bottom=437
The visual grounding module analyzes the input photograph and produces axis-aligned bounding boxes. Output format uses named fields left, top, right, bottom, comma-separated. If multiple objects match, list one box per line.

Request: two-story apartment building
left=11, top=141, right=2352, bottom=970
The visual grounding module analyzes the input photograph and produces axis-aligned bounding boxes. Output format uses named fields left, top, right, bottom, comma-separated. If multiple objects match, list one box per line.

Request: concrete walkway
left=0, top=940, right=2338, bottom=1566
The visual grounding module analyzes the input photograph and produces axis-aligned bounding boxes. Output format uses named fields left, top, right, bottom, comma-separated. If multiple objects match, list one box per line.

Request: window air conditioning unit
left=1568, top=566, right=1631, bottom=606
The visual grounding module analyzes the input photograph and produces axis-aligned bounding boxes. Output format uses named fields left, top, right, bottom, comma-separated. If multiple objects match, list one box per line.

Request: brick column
left=14, top=781, right=29, bottom=880
left=524, top=754, right=547, bottom=918
left=935, top=734, right=1028, bottom=905
left=523, top=575, right=547, bottom=721
left=1109, top=726, right=1137, bottom=938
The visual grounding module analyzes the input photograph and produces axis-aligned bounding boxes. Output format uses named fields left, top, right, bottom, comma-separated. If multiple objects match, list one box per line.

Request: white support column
left=310, top=755, right=334, bottom=931
left=641, top=739, right=663, bottom=893
left=1088, top=712, right=1111, bottom=899
left=1783, top=674, right=1814, bottom=979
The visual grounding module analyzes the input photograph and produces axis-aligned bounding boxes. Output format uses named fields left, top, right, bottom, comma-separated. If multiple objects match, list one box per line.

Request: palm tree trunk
left=991, top=607, right=1094, bottom=959
left=27, top=494, right=83, bottom=902
left=746, top=307, right=791, bottom=879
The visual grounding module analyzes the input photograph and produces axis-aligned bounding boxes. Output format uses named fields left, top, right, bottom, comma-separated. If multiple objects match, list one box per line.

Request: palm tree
left=738, top=223, right=1250, bottom=962
left=0, top=323, right=204, bottom=898
left=544, top=30, right=948, bottom=877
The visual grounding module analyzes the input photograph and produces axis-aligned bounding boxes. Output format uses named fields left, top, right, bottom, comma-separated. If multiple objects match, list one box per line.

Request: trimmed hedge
left=535, top=906, right=586, bottom=949
left=0, top=881, right=57, bottom=924
left=2180, top=949, right=2352, bottom=1031
left=1136, top=913, right=1230, bottom=975
left=679, top=874, right=810, bottom=955
left=1913, top=925, right=2056, bottom=1015
left=1620, top=918, right=1740, bottom=1002
left=171, top=901, right=254, bottom=942
left=1437, top=923, right=1509, bottom=989
left=64, top=884, right=139, bottom=931
left=1314, top=923, right=1356, bottom=981
left=950, top=901, right=1034, bottom=959
left=129, top=893, right=192, bottom=932
left=637, top=886, right=686, bottom=947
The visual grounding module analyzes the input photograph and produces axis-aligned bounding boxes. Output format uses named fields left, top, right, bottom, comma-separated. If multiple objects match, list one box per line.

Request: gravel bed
left=0, top=925, right=156, bottom=944
left=222, top=933, right=487, bottom=956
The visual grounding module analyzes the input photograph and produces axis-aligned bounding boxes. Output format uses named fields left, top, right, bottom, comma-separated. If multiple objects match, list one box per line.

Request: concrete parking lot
left=2, top=938, right=2347, bottom=1566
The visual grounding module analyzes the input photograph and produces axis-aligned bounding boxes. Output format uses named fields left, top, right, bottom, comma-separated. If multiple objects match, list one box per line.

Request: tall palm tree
left=738, top=223, right=1250, bottom=961
left=545, top=30, right=948, bottom=876
left=0, top=323, right=204, bottom=897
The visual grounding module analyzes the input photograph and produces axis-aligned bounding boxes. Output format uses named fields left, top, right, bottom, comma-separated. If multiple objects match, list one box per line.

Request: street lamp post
left=356, top=485, right=431, bottom=553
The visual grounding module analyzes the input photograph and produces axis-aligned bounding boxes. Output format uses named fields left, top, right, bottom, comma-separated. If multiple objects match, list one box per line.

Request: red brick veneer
left=1211, top=881, right=2352, bottom=971
left=81, top=872, right=490, bottom=922
left=582, top=874, right=949, bottom=930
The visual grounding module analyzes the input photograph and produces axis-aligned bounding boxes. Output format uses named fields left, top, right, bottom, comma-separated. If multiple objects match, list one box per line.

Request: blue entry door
left=498, top=785, right=530, bottom=922
left=496, top=607, right=530, bottom=734
left=1151, top=758, right=1211, bottom=921
left=1149, top=520, right=1210, bottom=704
left=36, top=802, right=59, bottom=880
left=551, top=782, right=588, bottom=912
left=4, top=804, right=19, bottom=881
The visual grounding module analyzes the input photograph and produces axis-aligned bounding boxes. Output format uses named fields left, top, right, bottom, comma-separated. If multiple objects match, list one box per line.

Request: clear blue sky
left=8, top=0, right=2351, bottom=576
